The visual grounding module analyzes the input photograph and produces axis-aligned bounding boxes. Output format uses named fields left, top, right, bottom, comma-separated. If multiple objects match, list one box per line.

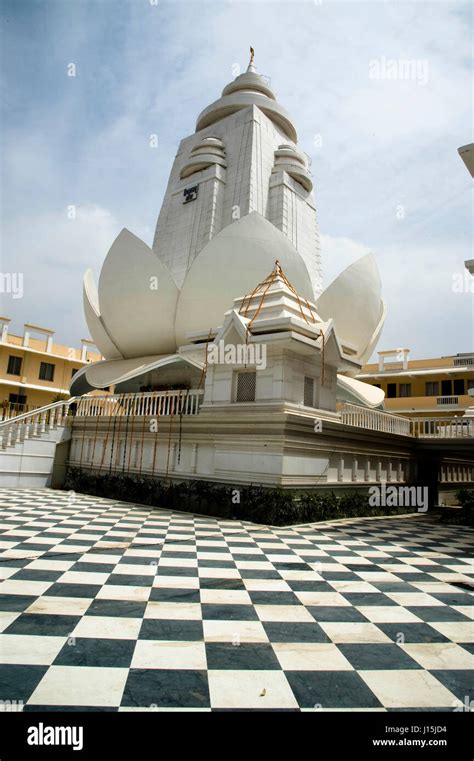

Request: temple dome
left=174, top=212, right=315, bottom=346
left=195, top=62, right=297, bottom=142
left=179, top=136, right=227, bottom=179
left=221, top=71, right=276, bottom=100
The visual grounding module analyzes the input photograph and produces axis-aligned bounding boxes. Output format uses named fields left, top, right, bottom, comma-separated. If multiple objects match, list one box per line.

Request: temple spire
left=247, top=46, right=256, bottom=73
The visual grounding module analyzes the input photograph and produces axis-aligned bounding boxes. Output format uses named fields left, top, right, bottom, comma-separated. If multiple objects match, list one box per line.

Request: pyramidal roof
left=195, top=51, right=297, bottom=142
left=232, top=261, right=323, bottom=340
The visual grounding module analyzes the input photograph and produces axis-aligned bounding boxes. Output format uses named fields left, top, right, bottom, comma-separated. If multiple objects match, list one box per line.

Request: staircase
left=0, top=399, right=75, bottom=487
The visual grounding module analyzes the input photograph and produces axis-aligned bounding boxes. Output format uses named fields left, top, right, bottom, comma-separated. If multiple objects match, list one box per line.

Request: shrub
left=456, top=488, right=474, bottom=510
left=440, top=488, right=474, bottom=526
left=63, top=467, right=414, bottom=526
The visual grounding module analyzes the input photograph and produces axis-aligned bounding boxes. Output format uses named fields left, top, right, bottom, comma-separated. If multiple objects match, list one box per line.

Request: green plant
left=64, top=467, right=415, bottom=526
left=439, top=489, right=474, bottom=526
left=455, top=488, right=474, bottom=510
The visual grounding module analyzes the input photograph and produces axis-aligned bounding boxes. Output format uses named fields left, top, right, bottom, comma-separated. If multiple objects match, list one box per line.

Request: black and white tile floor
left=0, top=488, right=472, bottom=711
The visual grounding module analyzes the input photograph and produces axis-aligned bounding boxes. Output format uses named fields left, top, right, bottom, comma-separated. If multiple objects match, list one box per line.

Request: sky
left=0, top=0, right=472, bottom=361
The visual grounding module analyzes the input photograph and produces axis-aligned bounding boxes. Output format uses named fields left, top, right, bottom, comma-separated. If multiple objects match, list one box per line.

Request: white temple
left=71, top=52, right=386, bottom=410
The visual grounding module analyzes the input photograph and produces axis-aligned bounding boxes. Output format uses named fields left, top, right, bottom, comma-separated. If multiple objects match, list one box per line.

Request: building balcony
left=383, top=394, right=472, bottom=414
left=339, top=403, right=474, bottom=439
left=360, top=352, right=474, bottom=376
left=75, top=389, right=204, bottom=418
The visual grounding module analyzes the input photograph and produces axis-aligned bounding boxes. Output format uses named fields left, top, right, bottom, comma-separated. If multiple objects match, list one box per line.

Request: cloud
left=321, top=235, right=372, bottom=286
left=321, top=233, right=473, bottom=360
left=1, top=205, right=121, bottom=345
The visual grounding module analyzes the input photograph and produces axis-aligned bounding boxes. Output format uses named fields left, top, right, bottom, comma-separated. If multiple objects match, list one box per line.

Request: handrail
left=0, top=398, right=76, bottom=429
left=75, top=390, right=204, bottom=418
left=0, top=396, right=77, bottom=450
left=339, top=403, right=474, bottom=439
left=339, top=402, right=411, bottom=436
left=0, top=403, right=42, bottom=421
left=411, top=416, right=474, bottom=438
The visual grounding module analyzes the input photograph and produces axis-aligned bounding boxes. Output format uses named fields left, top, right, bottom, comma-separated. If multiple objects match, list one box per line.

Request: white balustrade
left=411, top=416, right=474, bottom=438
left=74, top=390, right=204, bottom=419
left=0, top=398, right=77, bottom=450
left=339, top=403, right=411, bottom=436
left=339, top=403, right=473, bottom=439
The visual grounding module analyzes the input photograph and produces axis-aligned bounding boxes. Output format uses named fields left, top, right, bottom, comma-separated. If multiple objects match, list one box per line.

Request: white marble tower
left=152, top=52, right=322, bottom=297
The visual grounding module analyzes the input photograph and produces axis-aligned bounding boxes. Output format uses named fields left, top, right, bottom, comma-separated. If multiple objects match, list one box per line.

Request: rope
left=151, top=412, right=160, bottom=476
left=69, top=400, right=77, bottom=466
left=78, top=419, right=86, bottom=471
left=238, top=259, right=325, bottom=387
left=90, top=398, right=101, bottom=471
left=164, top=392, right=175, bottom=483
left=138, top=401, right=147, bottom=476
left=126, top=402, right=135, bottom=474
left=76, top=397, right=93, bottom=471
left=246, top=269, right=279, bottom=335
left=98, top=397, right=120, bottom=473
left=177, top=389, right=188, bottom=465
left=198, top=329, right=213, bottom=390
left=121, top=397, right=130, bottom=473
left=319, top=325, right=325, bottom=387
left=239, top=260, right=317, bottom=335
left=111, top=395, right=125, bottom=474
left=109, top=413, right=118, bottom=474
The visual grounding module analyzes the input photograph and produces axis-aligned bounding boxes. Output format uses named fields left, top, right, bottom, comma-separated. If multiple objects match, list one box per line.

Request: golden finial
left=249, top=46, right=255, bottom=65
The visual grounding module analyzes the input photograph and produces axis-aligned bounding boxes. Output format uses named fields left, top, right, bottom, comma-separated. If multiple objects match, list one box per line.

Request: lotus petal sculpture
left=72, top=211, right=385, bottom=402
left=315, top=253, right=387, bottom=368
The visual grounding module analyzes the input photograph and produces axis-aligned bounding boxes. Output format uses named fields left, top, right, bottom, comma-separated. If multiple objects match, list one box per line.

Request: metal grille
left=304, top=376, right=315, bottom=407
left=236, top=371, right=256, bottom=402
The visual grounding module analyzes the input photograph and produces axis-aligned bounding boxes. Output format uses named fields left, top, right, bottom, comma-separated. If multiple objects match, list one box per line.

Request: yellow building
left=358, top=348, right=474, bottom=418
left=0, top=317, right=102, bottom=416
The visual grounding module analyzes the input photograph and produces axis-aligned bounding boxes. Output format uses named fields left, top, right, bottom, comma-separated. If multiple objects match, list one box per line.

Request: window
left=39, top=362, right=55, bottom=382
left=426, top=381, right=439, bottom=397
left=399, top=383, right=411, bottom=398
left=235, top=371, right=256, bottom=402
left=372, top=384, right=381, bottom=389
left=453, top=379, right=465, bottom=395
left=303, top=376, right=315, bottom=407
left=9, top=393, right=27, bottom=410
left=386, top=383, right=397, bottom=398
left=468, top=379, right=474, bottom=391
left=7, top=355, right=22, bottom=376
left=71, top=368, right=78, bottom=378
left=441, top=379, right=452, bottom=396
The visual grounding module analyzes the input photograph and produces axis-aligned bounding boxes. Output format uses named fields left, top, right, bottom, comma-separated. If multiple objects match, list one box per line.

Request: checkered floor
left=0, top=488, right=472, bottom=711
